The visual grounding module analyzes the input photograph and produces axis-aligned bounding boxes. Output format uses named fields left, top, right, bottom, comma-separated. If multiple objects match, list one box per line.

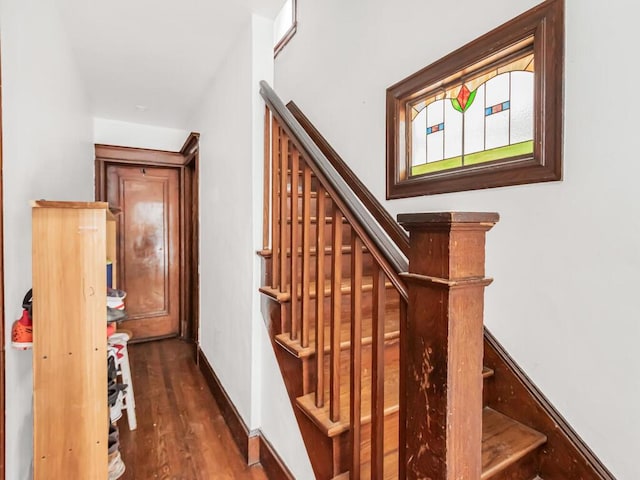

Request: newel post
left=397, top=212, right=499, bottom=480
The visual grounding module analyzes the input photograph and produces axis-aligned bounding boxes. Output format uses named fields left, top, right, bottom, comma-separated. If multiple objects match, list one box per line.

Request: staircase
left=258, top=82, right=614, bottom=480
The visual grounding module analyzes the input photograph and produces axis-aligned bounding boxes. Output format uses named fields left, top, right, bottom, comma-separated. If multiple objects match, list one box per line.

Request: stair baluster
left=289, top=148, right=300, bottom=341
left=371, top=263, right=386, bottom=479
left=279, top=133, right=289, bottom=295
left=300, top=163, right=312, bottom=349
left=315, top=183, right=327, bottom=408
left=330, top=206, right=343, bottom=423
left=263, top=106, right=271, bottom=250
left=270, top=119, right=281, bottom=289
left=349, top=233, right=364, bottom=479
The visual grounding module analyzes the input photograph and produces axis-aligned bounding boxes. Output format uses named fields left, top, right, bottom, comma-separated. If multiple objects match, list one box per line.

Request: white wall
left=1, top=0, right=95, bottom=477
left=93, top=117, right=190, bottom=152
left=274, top=0, right=640, bottom=478
left=191, top=12, right=254, bottom=430
left=188, top=14, right=314, bottom=478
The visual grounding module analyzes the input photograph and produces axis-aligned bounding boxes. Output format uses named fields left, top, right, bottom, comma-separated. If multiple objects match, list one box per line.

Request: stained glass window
left=386, top=0, right=563, bottom=198
left=409, top=53, right=534, bottom=176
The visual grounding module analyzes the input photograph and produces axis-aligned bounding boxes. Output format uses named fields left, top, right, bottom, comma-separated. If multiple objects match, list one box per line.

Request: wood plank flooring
left=117, top=339, right=267, bottom=480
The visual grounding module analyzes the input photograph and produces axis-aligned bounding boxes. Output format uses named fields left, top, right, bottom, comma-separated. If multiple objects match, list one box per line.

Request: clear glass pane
left=485, top=110, right=510, bottom=150
left=463, top=85, right=485, bottom=155
left=426, top=99, right=444, bottom=126
left=411, top=109, right=427, bottom=166
left=427, top=130, right=444, bottom=163
left=444, top=100, right=463, bottom=159
left=485, top=73, right=510, bottom=107
left=510, top=71, right=534, bottom=144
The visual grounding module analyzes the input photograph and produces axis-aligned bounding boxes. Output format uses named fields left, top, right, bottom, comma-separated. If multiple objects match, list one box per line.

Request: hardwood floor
left=118, top=339, right=267, bottom=480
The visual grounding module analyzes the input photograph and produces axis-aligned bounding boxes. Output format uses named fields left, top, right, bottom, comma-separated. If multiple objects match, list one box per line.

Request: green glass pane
left=411, top=156, right=463, bottom=175
left=451, top=98, right=463, bottom=113
left=465, top=89, right=478, bottom=110
left=463, top=140, right=534, bottom=165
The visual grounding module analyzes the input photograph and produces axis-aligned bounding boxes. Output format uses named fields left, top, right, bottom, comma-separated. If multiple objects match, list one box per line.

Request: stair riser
left=286, top=289, right=401, bottom=346
left=307, top=338, right=400, bottom=401
left=281, top=248, right=375, bottom=286
left=284, top=217, right=353, bottom=249
left=287, top=190, right=334, bottom=219
left=283, top=168, right=354, bottom=236
left=482, top=447, right=540, bottom=480
left=264, top=220, right=353, bottom=287
left=269, top=294, right=400, bottom=377
left=271, top=328, right=311, bottom=400
left=337, top=410, right=399, bottom=476
left=302, top=342, right=400, bottom=477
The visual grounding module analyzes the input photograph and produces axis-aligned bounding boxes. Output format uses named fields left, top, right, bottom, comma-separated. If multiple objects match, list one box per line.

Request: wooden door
left=107, top=165, right=180, bottom=340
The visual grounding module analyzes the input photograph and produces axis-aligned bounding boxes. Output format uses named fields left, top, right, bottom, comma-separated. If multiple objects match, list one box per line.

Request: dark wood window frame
left=386, top=0, right=564, bottom=198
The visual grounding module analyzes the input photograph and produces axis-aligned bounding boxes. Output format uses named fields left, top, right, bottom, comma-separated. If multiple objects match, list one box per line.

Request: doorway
left=106, top=165, right=180, bottom=339
left=95, top=134, right=199, bottom=343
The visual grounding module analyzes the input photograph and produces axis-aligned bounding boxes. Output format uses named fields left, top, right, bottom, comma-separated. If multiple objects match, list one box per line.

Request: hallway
left=118, top=339, right=268, bottom=480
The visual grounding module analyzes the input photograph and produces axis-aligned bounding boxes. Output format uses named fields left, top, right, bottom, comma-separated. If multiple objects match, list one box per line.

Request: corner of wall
left=249, top=10, right=276, bottom=433
left=248, top=11, right=314, bottom=478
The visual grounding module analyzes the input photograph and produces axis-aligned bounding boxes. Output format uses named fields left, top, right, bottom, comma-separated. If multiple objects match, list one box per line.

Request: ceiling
left=57, top=0, right=283, bottom=129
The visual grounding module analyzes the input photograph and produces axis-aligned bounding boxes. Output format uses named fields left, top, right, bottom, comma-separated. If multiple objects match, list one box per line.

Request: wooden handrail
left=260, top=81, right=408, bottom=277
left=287, top=101, right=410, bottom=257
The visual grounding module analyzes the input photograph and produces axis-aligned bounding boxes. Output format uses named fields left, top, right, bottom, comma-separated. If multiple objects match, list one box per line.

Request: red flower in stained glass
left=456, top=85, right=471, bottom=110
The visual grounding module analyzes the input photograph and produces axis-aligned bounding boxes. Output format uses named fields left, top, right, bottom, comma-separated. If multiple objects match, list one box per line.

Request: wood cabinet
left=32, top=201, right=115, bottom=479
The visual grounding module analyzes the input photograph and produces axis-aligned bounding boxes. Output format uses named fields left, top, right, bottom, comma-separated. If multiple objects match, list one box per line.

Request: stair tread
left=259, top=275, right=396, bottom=303
left=334, top=408, right=546, bottom=479
left=276, top=324, right=400, bottom=358
left=481, top=407, right=547, bottom=479
left=274, top=297, right=400, bottom=358
left=287, top=215, right=348, bottom=224
left=296, top=355, right=400, bottom=437
left=257, top=243, right=369, bottom=259
left=286, top=188, right=329, bottom=198
left=297, top=355, right=496, bottom=438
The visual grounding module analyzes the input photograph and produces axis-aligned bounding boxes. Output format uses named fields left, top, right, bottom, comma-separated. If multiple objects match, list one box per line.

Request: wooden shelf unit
left=32, top=201, right=115, bottom=479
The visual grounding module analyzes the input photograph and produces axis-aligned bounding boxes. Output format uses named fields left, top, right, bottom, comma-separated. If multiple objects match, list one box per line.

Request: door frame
left=94, top=133, right=200, bottom=344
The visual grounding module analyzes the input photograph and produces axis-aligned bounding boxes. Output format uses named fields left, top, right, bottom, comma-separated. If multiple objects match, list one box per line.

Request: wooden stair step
left=259, top=275, right=395, bottom=303
left=297, top=361, right=495, bottom=440
left=286, top=188, right=329, bottom=198
left=257, top=243, right=369, bottom=260
left=274, top=297, right=400, bottom=358
left=275, top=326, right=399, bottom=359
left=287, top=215, right=348, bottom=224
left=333, top=408, right=545, bottom=479
left=296, top=356, right=400, bottom=437
left=481, top=407, right=547, bottom=479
